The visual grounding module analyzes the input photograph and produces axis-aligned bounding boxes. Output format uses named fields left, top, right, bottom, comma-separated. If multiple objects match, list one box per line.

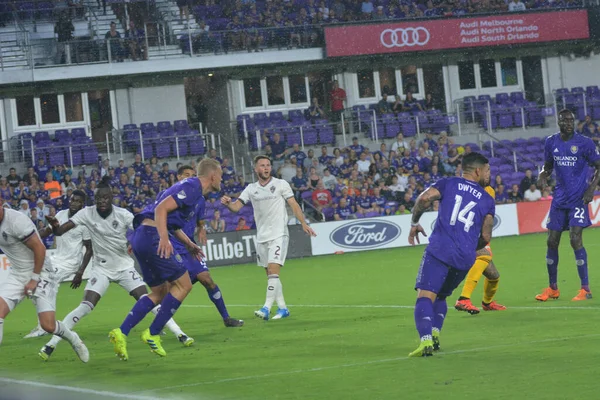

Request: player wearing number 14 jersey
left=536, top=109, right=600, bottom=302
left=408, top=153, right=495, bottom=357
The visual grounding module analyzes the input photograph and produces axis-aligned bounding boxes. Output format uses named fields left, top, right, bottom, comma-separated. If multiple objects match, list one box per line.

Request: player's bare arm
left=71, top=240, right=93, bottom=289
left=583, top=159, right=600, bottom=203
left=409, top=186, right=441, bottom=245
left=172, top=229, right=204, bottom=260
left=286, top=197, right=317, bottom=237
left=537, top=160, right=553, bottom=190
left=37, top=226, right=53, bottom=239
left=48, top=217, right=76, bottom=236
left=23, top=232, right=46, bottom=298
left=154, top=196, right=179, bottom=259
left=477, top=214, right=494, bottom=250
left=220, top=196, right=244, bottom=212
left=196, top=220, right=207, bottom=246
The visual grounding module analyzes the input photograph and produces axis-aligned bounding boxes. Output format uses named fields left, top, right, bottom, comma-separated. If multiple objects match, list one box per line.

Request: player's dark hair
left=254, top=155, right=271, bottom=165
left=97, top=176, right=112, bottom=190
left=461, top=152, right=489, bottom=171
left=71, top=189, right=86, bottom=201
left=177, top=165, right=194, bottom=175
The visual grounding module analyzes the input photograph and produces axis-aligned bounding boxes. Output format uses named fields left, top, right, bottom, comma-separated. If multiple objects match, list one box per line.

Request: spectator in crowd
left=54, top=12, right=74, bottom=64
left=210, top=209, right=226, bottom=233
left=0, top=178, right=12, bottom=201
left=329, top=80, right=347, bottom=131
left=495, top=184, right=508, bottom=204
left=6, top=168, right=20, bottom=188
left=235, top=217, right=251, bottom=231
left=519, top=169, right=536, bottom=195
left=321, top=168, right=337, bottom=190
left=508, top=0, right=526, bottom=11
left=540, top=187, right=553, bottom=201
left=334, top=197, right=354, bottom=220
left=581, top=115, right=597, bottom=137
left=311, top=181, right=333, bottom=211
left=524, top=183, right=542, bottom=202
left=390, top=133, right=409, bottom=154
left=308, top=97, right=326, bottom=121
left=291, top=167, right=309, bottom=201
left=508, top=184, right=523, bottom=203
left=177, top=0, right=191, bottom=22
left=105, top=22, right=124, bottom=62
left=125, top=20, right=148, bottom=61
left=278, top=159, right=297, bottom=182
left=35, top=158, right=50, bottom=181
left=378, top=94, right=391, bottom=114
left=18, top=200, right=31, bottom=217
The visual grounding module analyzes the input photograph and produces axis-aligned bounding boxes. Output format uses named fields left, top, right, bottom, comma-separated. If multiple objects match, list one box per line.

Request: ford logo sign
left=330, top=220, right=401, bottom=249
left=431, top=215, right=501, bottom=232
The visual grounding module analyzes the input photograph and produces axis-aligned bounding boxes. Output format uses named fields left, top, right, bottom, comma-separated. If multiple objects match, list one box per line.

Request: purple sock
left=149, top=293, right=182, bottom=336
left=414, top=297, right=433, bottom=340
left=432, top=298, right=447, bottom=332
left=574, top=247, right=589, bottom=291
left=207, top=285, right=230, bottom=320
left=120, top=295, right=155, bottom=336
left=546, top=248, right=559, bottom=290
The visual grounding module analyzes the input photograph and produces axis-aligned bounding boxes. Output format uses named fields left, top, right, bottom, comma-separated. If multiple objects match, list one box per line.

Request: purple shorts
left=415, top=251, right=469, bottom=297
left=180, top=252, right=209, bottom=284
left=546, top=201, right=591, bottom=232
left=131, top=225, right=188, bottom=288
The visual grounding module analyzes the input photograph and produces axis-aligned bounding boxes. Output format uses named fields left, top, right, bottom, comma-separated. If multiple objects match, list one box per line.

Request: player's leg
left=410, top=252, right=450, bottom=357
left=0, top=277, right=24, bottom=345
left=254, top=241, right=273, bottom=320
left=537, top=205, right=566, bottom=300
left=570, top=223, right=592, bottom=300
left=455, top=246, right=491, bottom=314
left=40, top=273, right=105, bottom=360
left=34, top=289, right=89, bottom=363
left=0, top=297, right=13, bottom=346
left=481, top=261, right=506, bottom=310
left=196, top=271, right=244, bottom=327
left=271, top=236, right=290, bottom=320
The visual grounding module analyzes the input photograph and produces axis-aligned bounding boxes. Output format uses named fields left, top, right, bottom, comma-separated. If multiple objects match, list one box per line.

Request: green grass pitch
left=1, top=230, right=600, bottom=400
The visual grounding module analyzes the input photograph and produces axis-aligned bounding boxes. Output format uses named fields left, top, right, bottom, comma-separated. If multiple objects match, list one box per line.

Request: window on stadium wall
left=289, top=74, right=308, bottom=104
left=15, top=96, right=35, bottom=127
left=65, top=92, right=84, bottom=123
left=401, top=66, right=419, bottom=95
left=40, top=94, right=60, bottom=125
left=357, top=69, right=376, bottom=99
left=379, top=68, right=397, bottom=97
left=479, top=59, right=497, bottom=88
left=458, top=61, right=476, bottom=90
left=243, top=78, right=263, bottom=108
left=501, top=58, right=518, bottom=87
left=266, top=76, right=285, bottom=106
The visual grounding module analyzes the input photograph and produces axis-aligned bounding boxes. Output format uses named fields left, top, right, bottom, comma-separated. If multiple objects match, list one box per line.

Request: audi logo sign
left=324, top=10, right=589, bottom=57
left=380, top=27, right=430, bottom=48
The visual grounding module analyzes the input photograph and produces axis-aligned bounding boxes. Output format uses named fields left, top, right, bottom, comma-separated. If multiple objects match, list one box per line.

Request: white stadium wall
left=128, top=84, right=187, bottom=125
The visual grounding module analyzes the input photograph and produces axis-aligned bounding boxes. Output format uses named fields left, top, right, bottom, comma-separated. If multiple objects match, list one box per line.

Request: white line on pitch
left=136, top=333, right=600, bottom=394
left=0, top=377, right=160, bottom=400
left=181, top=304, right=600, bottom=310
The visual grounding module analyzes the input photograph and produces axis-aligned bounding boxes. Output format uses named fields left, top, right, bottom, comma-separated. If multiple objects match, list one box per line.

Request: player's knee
left=199, top=275, right=215, bottom=289
left=547, top=237, right=560, bottom=250
left=39, top=319, right=56, bottom=333
left=486, top=270, right=500, bottom=280
left=569, top=234, right=583, bottom=250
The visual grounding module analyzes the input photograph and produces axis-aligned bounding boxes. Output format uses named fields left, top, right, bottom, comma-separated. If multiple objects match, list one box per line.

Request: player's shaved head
left=461, top=152, right=490, bottom=187
left=461, top=152, right=489, bottom=171
left=197, top=159, right=221, bottom=177
left=558, top=109, right=575, bottom=136
left=558, top=109, right=575, bottom=119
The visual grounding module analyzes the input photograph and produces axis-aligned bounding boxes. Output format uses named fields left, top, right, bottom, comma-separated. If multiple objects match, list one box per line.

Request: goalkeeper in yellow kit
left=454, top=185, right=506, bottom=314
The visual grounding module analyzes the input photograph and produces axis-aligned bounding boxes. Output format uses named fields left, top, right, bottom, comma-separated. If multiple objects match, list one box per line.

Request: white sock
left=275, top=278, right=287, bottom=310
left=0, top=318, right=4, bottom=345
left=151, top=305, right=184, bottom=337
left=47, top=302, right=94, bottom=347
left=53, top=320, right=77, bottom=345
left=264, top=274, right=280, bottom=311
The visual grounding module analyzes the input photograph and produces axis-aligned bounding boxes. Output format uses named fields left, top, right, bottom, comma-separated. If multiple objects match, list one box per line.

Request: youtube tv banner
left=324, top=10, right=589, bottom=57
left=516, top=195, right=600, bottom=235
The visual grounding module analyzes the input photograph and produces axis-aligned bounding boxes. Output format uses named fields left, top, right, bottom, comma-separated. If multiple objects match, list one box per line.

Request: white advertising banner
left=310, top=203, right=519, bottom=256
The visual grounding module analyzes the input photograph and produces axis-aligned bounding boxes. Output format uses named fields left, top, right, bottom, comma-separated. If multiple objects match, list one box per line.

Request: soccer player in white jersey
left=43, top=178, right=192, bottom=360
left=23, top=190, right=93, bottom=339
left=221, top=155, right=316, bottom=320
left=0, top=206, right=89, bottom=362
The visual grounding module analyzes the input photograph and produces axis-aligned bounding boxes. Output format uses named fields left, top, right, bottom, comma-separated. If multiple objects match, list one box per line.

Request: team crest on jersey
left=570, top=145, right=578, bottom=154
left=270, top=186, right=275, bottom=193
left=112, top=220, right=119, bottom=229
left=1, top=232, right=6, bottom=241
left=177, top=190, right=187, bottom=199
left=175, top=254, right=183, bottom=263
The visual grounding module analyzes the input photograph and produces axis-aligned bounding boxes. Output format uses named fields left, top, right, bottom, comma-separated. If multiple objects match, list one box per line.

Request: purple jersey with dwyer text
left=544, top=132, right=600, bottom=209
left=426, top=177, right=495, bottom=270
left=134, top=177, right=205, bottom=232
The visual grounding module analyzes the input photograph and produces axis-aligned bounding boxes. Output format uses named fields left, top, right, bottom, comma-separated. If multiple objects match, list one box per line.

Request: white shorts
left=256, top=236, right=289, bottom=268
left=0, top=273, right=58, bottom=314
left=84, top=266, right=145, bottom=297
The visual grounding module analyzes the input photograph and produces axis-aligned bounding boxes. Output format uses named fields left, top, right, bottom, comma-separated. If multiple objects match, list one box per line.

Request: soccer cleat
left=141, top=329, right=167, bottom=357
left=24, top=325, right=49, bottom=339
left=69, top=333, right=89, bottom=363
left=408, top=339, right=434, bottom=357
left=38, top=345, right=55, bottom=361
left=482, top=301, right=506, bottom=311
left=224, top=317, right=244, bottom=327
left=454, top=299, right=480, bottom=315
left=254, top=307, right=270, bottom=321
left=535, top=287, right=560, bottom=302
left=109, top=328, right=129, bottom=361
left=178, top=334, right=195, bottom=347
left=572, top=289, right=592, bottom=301
left=271, top=308, right=290, bottom=320
left=432, top=331, right=441, bottom=352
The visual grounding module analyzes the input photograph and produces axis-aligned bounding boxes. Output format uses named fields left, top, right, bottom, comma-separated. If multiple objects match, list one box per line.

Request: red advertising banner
left=516, top=195, right=600, bottom=235
left=325, top=10, right=589, bottom=57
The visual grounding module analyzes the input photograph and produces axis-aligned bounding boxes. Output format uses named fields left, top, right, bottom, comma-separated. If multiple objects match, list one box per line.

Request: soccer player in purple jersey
left=172, top=165, right=243, bottom=329
left=536, top=109, right=600, bottom=302
left=408, top=152, right=494, bottom=357
left=109, top=159, right=223, bottom=360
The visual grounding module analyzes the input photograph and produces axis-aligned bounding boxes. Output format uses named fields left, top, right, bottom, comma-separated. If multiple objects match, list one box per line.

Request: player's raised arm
left=47, top=216, right=76, bottom=237
left=22, top=232, right=46, bottom=297
left=37, top=225, right=53, bottom=239
left=221, top=195, right=244, bottom=212
left=409, top=186, right=441, bottom=245
left=477, top=214, right=494, bottom=250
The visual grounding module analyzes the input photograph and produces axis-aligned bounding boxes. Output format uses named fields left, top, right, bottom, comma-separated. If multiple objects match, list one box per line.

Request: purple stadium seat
left=123, top=124, right=138, bottom=130
left=69, top=148, right=83, bottom=166
left=71, top=128, right=86, bottom=138
left=288, top=110, right=305, bottom=122
left=140, top=122, right=156, bottom=133
left=35, top=131, right=50, bottom=142
left=189, top=138, right=205, bottom=155
left=155, top=141, right=171, bottom=158
left=82, top=145, right=99, bottom=164
left=137, top=143, right=153, bottom=158
left=322, top=207, right=335, bottom=221
left=157, top=121, right=172, bottom=132
left=318, top=127, right=334, bottom=144
left=48, top=151, right=65, bottom=166
left=286, top=132, right=301, bottom=146
left=302, top=128, right=318, bottom=145
left=496, top=93, right=510, bottom=104
left=174, top=139, right=189, bottom=157
left=385, top=122, right=400, bottom=138
left=269, top=111, right=284, bottom=121
left=498, top=164, right=514, bottom=174
left=301, top=191, right=313, bottom=203
left=54, top=129, right=70, bottom=142
left=365, top=211, right=380, bottom=218
left=174, top=120, right=189, bottom=132
left=398, top=116, right=417, bottom=137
